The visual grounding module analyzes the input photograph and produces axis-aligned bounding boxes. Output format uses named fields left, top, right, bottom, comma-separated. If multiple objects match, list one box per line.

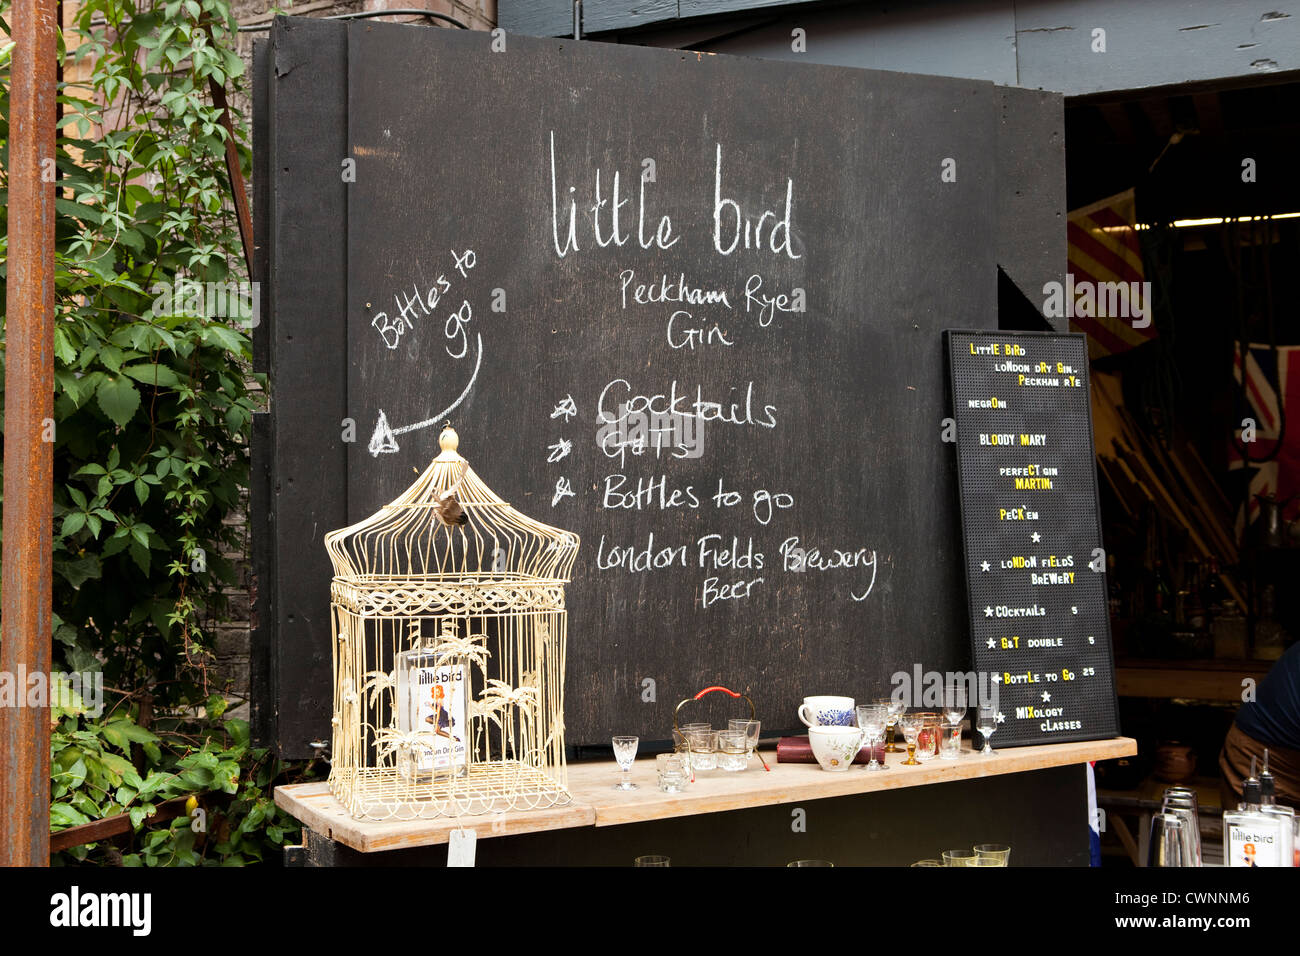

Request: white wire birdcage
left=324, top=426, right=579, bottom=820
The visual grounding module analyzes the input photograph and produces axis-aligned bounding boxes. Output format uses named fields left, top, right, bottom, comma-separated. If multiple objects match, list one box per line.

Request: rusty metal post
left=1, top=0, right=57, bottom=866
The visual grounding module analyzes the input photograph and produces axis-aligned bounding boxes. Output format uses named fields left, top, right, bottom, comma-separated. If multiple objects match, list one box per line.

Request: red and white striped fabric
left=1229, top=343, right=1300, bottom=536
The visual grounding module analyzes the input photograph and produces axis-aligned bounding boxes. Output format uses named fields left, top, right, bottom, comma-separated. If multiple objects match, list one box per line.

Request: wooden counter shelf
left=1115, top=657, right=1274, bottom=702
left=275, top=736, right=1137, bottom=854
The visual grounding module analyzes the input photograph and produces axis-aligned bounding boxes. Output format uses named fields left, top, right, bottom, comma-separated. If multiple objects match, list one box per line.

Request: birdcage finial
left=436, top=425, right=461, bottom=461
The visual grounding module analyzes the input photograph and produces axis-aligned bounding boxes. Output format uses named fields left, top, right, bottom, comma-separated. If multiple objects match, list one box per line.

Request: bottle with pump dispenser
left=1223, top=756, right=1288, bottom=866
left=1258, top=749, right=1297, bottom=867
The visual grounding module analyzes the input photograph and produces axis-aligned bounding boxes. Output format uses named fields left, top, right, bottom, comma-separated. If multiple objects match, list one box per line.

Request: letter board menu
left=946, top=330, right=1120, bottom=748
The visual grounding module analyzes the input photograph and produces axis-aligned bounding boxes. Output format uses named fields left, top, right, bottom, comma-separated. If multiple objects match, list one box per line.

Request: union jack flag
left=1229, top=343, right=1300, bottom=538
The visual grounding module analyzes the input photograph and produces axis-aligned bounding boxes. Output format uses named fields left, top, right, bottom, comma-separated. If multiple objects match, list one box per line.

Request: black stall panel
left=255, top=17, right=1064, bottom=755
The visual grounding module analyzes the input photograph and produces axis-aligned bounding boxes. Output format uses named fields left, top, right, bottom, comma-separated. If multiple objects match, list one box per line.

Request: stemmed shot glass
left=898, top=713, right=921, bottom=766
left=883, top=698, right=906, bottom=753
left=855, top=704, right=887, bottom=772
left=976, top=702, right=998, bottom=756
left=943, top=683, right=967, bottom=728
left=612, top=735, right=639, bottom=790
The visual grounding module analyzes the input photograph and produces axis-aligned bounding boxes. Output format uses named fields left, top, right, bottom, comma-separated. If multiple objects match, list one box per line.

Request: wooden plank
left=276, top=736, right=1136, bottom=852
left=1109, top=813, right=1140, bottom=866
left=274, top=782, right=595, bottom=853
left=249, top=37, right=274, bottom=748
left=680, top=0, right=823, bottom=19
left=1116, top=662, right=1270, bottom=701
left=996, top=86, right=1066, bottom=330
left=1015, top=0, right=1300, bottom=97
left=266, top=16, right=351, bottom=757
left=1091, top=373, right=1246, bottom=605
left=49, top=796, right=192, bottom=852
left=572, top=737, right=1137, bottom=827
left=497, top=0, right=573, bottom=36
left=583, top=0, right=678, bottom=34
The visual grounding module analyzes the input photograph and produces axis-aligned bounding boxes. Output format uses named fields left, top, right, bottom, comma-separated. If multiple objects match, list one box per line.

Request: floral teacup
left=808, top=726, right=867, bottom=772
left=798, top=695, right=855, bottom=727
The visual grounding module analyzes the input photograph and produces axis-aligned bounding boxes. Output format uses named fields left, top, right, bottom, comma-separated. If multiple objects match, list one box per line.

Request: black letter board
left=946, top=330, right=1120, bottom=747
left=253, top=16, right=1067, bottom=755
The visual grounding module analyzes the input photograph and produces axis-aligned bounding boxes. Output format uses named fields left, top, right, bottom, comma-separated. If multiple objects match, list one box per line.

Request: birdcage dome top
left=324, top=427, right=579, bottom=585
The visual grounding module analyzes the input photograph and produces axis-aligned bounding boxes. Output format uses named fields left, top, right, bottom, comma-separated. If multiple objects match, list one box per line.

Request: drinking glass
left=655, top=753, right=688, bottom=792
left=898, top=714, right=921, bottom=766
left=911, top=860, right=943, bottom=867
left=940, top=717, right=962, bottom=760
left=1161, top=792, right=1201, bottom=867
left=717, top=730, right=748, bottom=772
left=656, top=752, right=687, bottom=774
left=686, top=729, right=717, bottom=771
left=942, top=849, right=977, bottom=867
left=976, top=702, right=998, bottom=756
left=729, top=718, right=761, bottom=758
left=1148, top=814, right=1188, bottom=867
left=635, top=855, right=670, bottom=867
left=973, top=843, right=1010, bottom=866
left=943, top=682, right=967, bottom=726
left=787, top=860, right=834, bottom=867
left=856, top=704, right=887, bottom=772
left=612, top=735, right=639, bottom=790
left=916, top=716, right=940, bottom=762
left=884, top=698, right=907, bottom=753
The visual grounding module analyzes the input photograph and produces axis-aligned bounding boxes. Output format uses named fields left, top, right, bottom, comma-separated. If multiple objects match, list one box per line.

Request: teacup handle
left=798, top=703, right=813, bottom=727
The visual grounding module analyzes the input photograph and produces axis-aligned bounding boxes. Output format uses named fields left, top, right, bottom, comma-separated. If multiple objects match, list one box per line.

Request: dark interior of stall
left=1063, top=75, right=1300, bottom=864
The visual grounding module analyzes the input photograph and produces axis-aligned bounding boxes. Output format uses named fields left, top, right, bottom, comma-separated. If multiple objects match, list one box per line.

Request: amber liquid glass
left=899, top=715, right=921, bottom=766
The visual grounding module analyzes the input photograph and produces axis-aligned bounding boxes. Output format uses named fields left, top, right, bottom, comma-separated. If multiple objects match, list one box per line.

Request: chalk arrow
left=368, top=333, right=483, bottom=457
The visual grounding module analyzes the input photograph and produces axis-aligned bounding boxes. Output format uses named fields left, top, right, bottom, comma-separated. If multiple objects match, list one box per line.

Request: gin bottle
left=1223, top=758, right=1286, bottom=867
left=395, top=627, right=469, bottom=783
left=1259, top=749, right=1297, bottom=866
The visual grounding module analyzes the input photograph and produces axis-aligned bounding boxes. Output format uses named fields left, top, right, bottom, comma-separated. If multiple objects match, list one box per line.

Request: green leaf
left=200, top=324, right=244, bottom=354
left=101, top=753, right=136, bottom=779
left=56, top=555, right=102, bottom=588
left=95, top=376, right=141, bottom=428
left=106, top=719, right=160, bottom=745
left=180, top=767, right=214, bottom=789
left=54, top=757, right=88, bottom=790
left=121, top=362, right=183, bottom=388
left=60, top=512, right=87, bottom=537
left=134, top=479, right=149, bottom=505
left=53, top=327, right=78, bottom=365
left=51, top=803, right=92, bottom=829
left=225, top=718, right=249, bottom=748
left=97, top=344, right=125, bottom=374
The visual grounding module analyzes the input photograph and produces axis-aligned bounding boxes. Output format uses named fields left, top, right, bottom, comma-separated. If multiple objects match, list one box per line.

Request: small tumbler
left=686, top=729, right=718, bottom=771
left=939, top=717, right=962, bottom=760
left=717, top=730, right=748, bottom=772
left=656, top=753, right=688, bottom=793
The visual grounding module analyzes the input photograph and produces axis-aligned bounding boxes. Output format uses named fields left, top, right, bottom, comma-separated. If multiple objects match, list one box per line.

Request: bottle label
left=407, top=664, right=469, bottom=772
left=1227, top=821, right=1283, bottom=867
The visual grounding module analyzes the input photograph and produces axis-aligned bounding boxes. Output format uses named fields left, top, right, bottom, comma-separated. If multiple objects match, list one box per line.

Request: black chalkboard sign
left=253, top=17, right=1066, bottom=755
left=946, top=330, right=1120, bottom=748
